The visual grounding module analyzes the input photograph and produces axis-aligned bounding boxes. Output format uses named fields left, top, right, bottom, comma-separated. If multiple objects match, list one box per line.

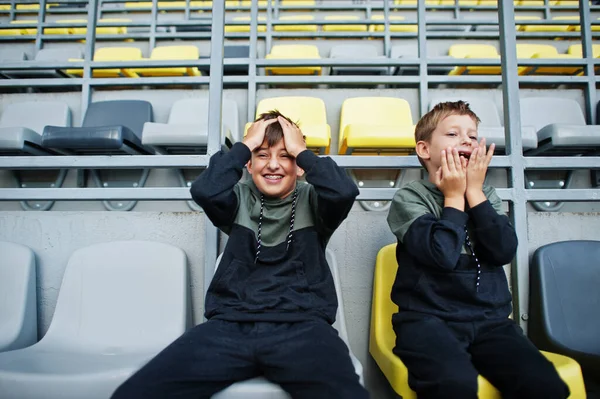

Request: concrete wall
left=1, top=209, right=599, bottom=398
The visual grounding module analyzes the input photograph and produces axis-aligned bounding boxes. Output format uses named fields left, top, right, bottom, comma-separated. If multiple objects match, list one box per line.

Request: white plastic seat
left=212, top=249, right=364, bottom=399
left=142, top=98, right=240, bottom=152
left=0, top=242, right=37, bottom=353
left=0, top=241, right=189, bottom=399
left=428, top=96, right=538, bottom=151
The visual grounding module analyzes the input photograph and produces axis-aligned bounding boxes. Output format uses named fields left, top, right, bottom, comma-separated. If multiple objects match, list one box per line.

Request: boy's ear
left=246, top=160, right=253, bottom=174
left=296, top=166, right=305, bottom=178
left=415, top=140, right=431, bottom=161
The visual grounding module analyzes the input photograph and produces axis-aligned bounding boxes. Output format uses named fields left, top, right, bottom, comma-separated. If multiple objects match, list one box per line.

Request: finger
left=485, top=143, right=495, bottom=165
left=478, top=137, right=487, bottom=161
left=440, top=149, right=450, bottom=175
left=460, top=155, right=467, bottom=170
left=433, top=166, right=442, bottom=185
left=452, top=148, right=462, bottom=172
left=469, top=147, right=478, bottom=167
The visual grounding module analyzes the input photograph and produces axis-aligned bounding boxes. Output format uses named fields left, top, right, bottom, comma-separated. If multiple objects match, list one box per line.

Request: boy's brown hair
left=415, top=100, right=481, bottom=167
left=254, top=110, right=299, bottom=149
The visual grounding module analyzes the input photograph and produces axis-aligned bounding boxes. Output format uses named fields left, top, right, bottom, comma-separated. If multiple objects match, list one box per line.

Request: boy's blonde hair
left=415, top=100, right=481, bottom=167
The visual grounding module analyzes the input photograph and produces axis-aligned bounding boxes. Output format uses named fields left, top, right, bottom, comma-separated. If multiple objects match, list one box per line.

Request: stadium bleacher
left=0, top=1, right=599, bottom=398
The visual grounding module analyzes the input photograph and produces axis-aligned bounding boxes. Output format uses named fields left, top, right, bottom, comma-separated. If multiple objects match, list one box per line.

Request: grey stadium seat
left=329, top=44, right=388, bottom=76
left=529, top=240, right=600, bottom=391
left=520, top=97, right=600, bottom=211
left=428, top=96, right=538, bottom=152
left=199, top=44, right=250, bottom=76
left=0, top=240, right=190, bottom=399
left=42, top=100, right=156, bottom=211
left=142, top=98, right=240, bottom=211
left=390, top=45, right=455, bottom=76
left=212, top=249, right=364, bottom=399
left=0, top=241, right=37, bottom=353
left=0, top=50, right=27, bottom=79
left=521, top=97, right=600, bottom=156
left=0, top=101, right=71, bottom=211
left=2, top=48, right=83, bottom=79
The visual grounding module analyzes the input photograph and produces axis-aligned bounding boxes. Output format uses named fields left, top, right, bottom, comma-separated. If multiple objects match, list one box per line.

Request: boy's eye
left=258, top=153, right=268, bottom=159
left=447, top=132, right=457, bottom=137
left=470, top=136, right=478, bottom=140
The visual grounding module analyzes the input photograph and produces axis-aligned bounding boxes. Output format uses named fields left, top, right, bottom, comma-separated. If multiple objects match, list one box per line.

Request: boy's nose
left=267, top=158, right=280, bottom=170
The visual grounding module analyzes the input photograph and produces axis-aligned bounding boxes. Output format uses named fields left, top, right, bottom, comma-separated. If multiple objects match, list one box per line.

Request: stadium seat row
left=1, top=96, right=599, bottom=158
left=0, top=239, right=363, bottom=399
left=1, top=237, right=597, bottom=398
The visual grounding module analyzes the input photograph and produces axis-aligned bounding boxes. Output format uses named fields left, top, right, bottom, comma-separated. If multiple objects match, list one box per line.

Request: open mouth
left=458, top=151, right=471, bottom=160
left=263, top=174, right=283, bottom=182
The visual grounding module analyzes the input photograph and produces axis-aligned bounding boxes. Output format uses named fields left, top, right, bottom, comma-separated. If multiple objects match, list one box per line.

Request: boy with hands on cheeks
left=386, top=101, right=569, bottom=399
left=112, top=111, right=368, bottom=399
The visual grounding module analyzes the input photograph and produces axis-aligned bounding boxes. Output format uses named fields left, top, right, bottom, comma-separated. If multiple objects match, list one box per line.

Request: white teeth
left=264, top=175, right=283, bottom=180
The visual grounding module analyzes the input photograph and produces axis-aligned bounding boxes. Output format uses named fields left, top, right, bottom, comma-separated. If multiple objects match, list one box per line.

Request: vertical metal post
left=382, top=0, right=390, bottom=58
left=81, top=0, right=99, bottom=123
left=417, top=0, right=428, bottom=116
left=34, top=0, right=47, bottom=51
left=247, top=0, right=260, bottom=123
left=184, top=0, right=190, bottom=21
left=265, top=0, right=273, bottom=61
left=203, top=0, right=226, bottom=314
left=579, top=0, right=596, bottom=124
left=149, top=0, right=158, bottom=51
left=498, top=0, right=529, bottom=330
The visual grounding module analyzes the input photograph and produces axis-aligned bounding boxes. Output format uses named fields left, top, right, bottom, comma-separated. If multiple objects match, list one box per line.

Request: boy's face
left=417, top=114, right=479, bottom=173
left=247, top=138, right=304, bottom=199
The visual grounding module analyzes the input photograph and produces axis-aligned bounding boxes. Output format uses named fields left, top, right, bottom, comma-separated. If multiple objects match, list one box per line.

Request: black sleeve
left=403, top=207, right=469, bottom=271
left=468, top=200, right=518, bottom=266
left=190, top=142, right=250, bottom=233
left=296, top=150, right=359, bottom=236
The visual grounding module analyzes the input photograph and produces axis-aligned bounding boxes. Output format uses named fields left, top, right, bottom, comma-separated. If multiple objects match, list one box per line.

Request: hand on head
left=243, top=118, right=277, bottom=152
left=277, top=116, right=306, bottom=158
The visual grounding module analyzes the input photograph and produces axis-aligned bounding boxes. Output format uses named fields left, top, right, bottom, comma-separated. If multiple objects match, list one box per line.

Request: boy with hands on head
left=386, top=101, right=569, bottom=399
left=112, top=110, right=368, bottom=399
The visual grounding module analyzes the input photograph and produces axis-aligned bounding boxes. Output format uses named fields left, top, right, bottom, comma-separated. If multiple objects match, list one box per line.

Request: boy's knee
left=110, top=376, right=147, bottom=399
left=413, top=367, right=478, bottom=399
left=512, top=371, right=569, bottom=399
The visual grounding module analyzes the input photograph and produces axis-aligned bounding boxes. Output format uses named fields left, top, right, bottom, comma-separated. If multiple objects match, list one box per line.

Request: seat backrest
left=0, top=101, right=71, bottom=133
left=0, top=241, right=37, bottom=352
left=83, top=100, right=153, bottom=136
left=35, top=48, right=84, bottom=61
left=448, top=44, right=499, bottom=58
left=268, top=44, right=320, bottom=58
left=330, top=44, right=378, bottom=59
left=150, top=45, right=199, bottom=60
left=372, top=244, right=399, bottom=350
left=520, top=97, right=586, bottom=131
left=0, top=49, right=27, bottom=62
left=428, top=96, right=502, bottom=127
left=516, top=44, right=558, bottom=59
left=339, top=97, right=413, bottom=142
left=42, top=241, right=188, bottom=351
left=567, top=44, right=600, bottom=58
left=256, top=97, right=327, bottom=127
left=94, top=46, right=143, bottom=61
left=530, top=240, right=600, bottom=354
left=167, top=98, right=240, bottom=141
left=224, top=44, right=250, bottom=58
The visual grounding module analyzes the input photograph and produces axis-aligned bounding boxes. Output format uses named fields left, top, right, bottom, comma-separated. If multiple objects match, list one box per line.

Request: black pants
left=111, top=319, right=369, bottom=399
left=392, top=313, right=570, bottom=399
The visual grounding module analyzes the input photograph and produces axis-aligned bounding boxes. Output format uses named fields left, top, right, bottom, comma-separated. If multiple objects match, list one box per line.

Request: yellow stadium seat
left=265, top=44, right=321, bottom=75
left=323, top=15, right=367, bottom=32
left=520, top=16, right=577, bottom=32
left=516, top=44, right=580, bottom=75
left=369, top=15, right=418, bottom=32
left=15, top=3, right=57, bottom=10
left=567, top=43, right=600, bottom=58
left=572, top=17, right=600, bottom=32
left=0, top=4, right=10, bottom=10
left=225, top=16, right=266, bottom=32
left=124, top=1, right=205, bottom=9
left=280, top=0, right=315, bottom=6
left=370, top=243, right=588, bottom=399
left=67, top=47, right=141, bottom=78
left=273, top=15, right=317, bottom=32
left=135, top=45, right=201, bottom=77
left=240, top=0, right=268, bottom=6
left=247, top=97, right=331, bottom=154
left=515, top=15, right=541, bottom=31
left=0, top=28, right=22, bottom=36
left=479, top=0, right=497, bottom=5
left=338, top=97, right=415, bottom=155
left=9, top=20, right=38, bottom=35
left=448, top=44, right=500, bottom=75
left=394, top=0, right=441, bottom=4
